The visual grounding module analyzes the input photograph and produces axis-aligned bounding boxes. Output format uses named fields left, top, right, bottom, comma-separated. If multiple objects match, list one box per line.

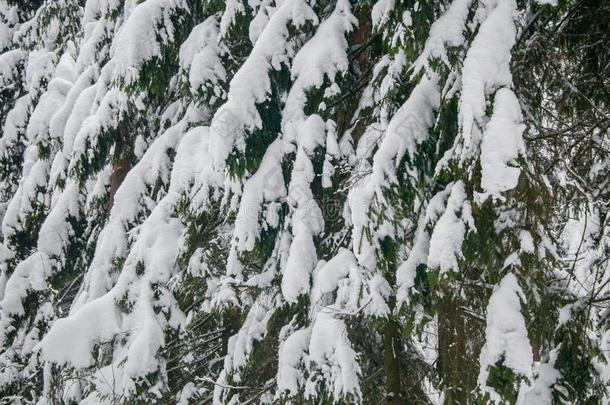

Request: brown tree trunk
left=438, top=291, right=470, bottom=405
left=108, top=153, right=131, bottom=211
left=383, top=316, right=403, bottom=404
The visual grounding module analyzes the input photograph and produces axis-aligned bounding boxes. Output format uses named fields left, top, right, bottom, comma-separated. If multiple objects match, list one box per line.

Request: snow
left=218, top=296, right=274, bottom=382
left=370, top=74, right=440, bottom=183
left=248, top=1, right=272, bottom=45
left=397, top=219, right=430, bottom=305
left=25, top=50, right=56, bottom=95
left=62, top=79, right=97, bottom=159
left=209, top=0, right=318, bottom=170
left=0, top=252, right=51, bottom=318
left=479, top=273, right=533, bottom=400
left=412, top=0, right=472, bottom=74
left=284, top=0, right=356, bottom=119
left=458, top=0, right=518, bottom=160
left=168, top=124, right=216, bottom=197
left=278, top=251, right=366, bottom=399
left=69, top=87, right=129, bottom=173
left=37, top=293, right=121, bottom=369
left=310, top=248, right=357, bottom=308
left=0, top=244, right=14, bottom=301
left=372, top=0, right=395, bottom=29
left=26, top=54, right=75, bottom=144
left=427, top=181, right=472, bottom=274
left=37, top=181, right=82, bottom=258
left=377, top=51, right=406, bottom=112
left=519, top=230, right=535, bottom=253
left=0, top=49, right=26, bottom=88
left=73, top=113, right=192, bottom=307
left=0, top=0, right=603, bottom=402
left=560, top=212, right=601, bottom=297
left=0, top=94, right=31, bottom=160
left=306, top=310, right=361, bottom=400
left=480, top=88, right=525, bottom=196
left=231, top=138, right=286, bottom=253
left=276, top=325, right=310, bottom=396
left=0, top=2, right=18, bottom=51
left=281, top=148, right=323, bottom=302
left=49, top=66, right=97, bottom=147
left=40, top=196, right=185, bottom=378
left=518, top=358, right=560, bottom=404
left=112, top=0, right=187, bottom=83
left=226, top=0, right=356, bottom=304
left=179, top=16, right=226, bottom=96
left=346, top=74, right=440, bottom=276
left=2, top=156, right=50, bottom=240
left=219, top=0, right=247, bottom=38
left=77, top=3, right=116, bottom=70
left=83, top=0, right=122, bottom=25
left=177, top=382, right=198, bottom=405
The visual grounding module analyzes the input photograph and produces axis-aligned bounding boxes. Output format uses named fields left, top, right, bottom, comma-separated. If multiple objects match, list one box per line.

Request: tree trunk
left=108, top=153, right=131, bottom=211
left=438, top=291, right=470, bottom=405
left=383, top=295, right=404, bottom=404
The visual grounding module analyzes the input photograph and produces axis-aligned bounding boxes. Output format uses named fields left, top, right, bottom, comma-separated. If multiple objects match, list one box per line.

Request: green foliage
left=553, top=311, right=608, bottom=403
left=485, top=356, right=522, bottom=403
left=0, top=0, right=608, bottom=403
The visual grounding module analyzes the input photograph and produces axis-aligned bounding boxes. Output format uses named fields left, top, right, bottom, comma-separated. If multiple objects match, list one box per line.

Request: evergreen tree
left=0, top=0, right=607, bottom=403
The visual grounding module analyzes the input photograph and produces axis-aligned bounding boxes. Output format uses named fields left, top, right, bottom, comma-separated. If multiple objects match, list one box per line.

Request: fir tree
left=0, top=0, right=607, bottom=404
